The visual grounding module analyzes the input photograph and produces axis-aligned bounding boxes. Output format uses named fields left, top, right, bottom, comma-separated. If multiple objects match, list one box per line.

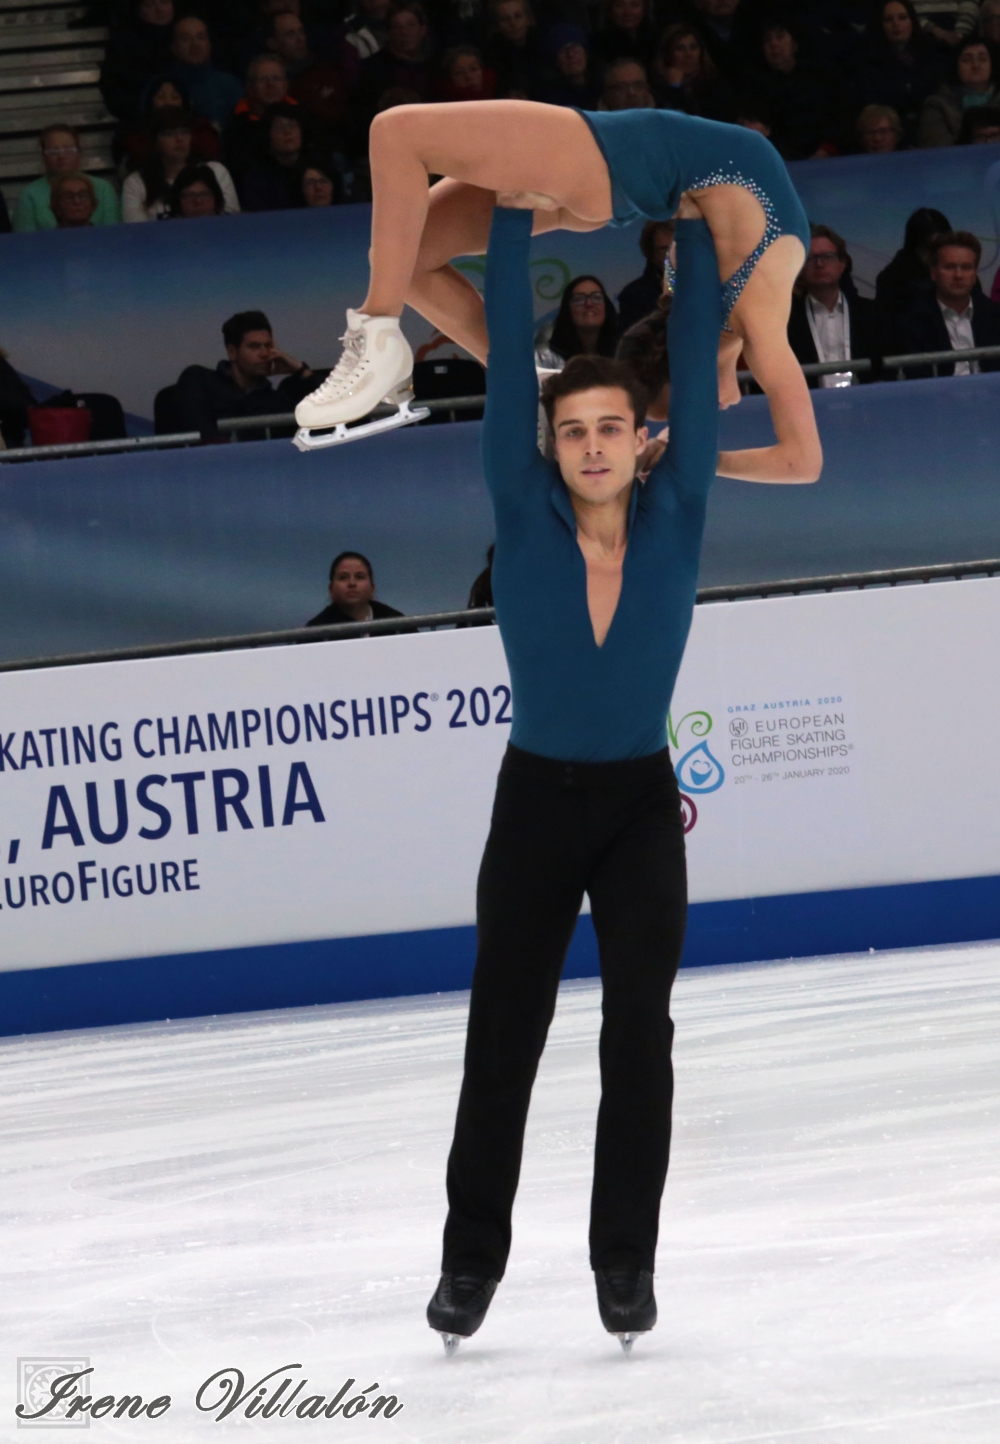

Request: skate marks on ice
left=0, top=944, right=998, bottom=1442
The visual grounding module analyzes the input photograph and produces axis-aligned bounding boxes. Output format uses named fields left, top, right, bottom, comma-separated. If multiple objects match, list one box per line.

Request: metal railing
left=2, top=559, right=997, bottom=674
left=3, top=341, right=1000, bottom=465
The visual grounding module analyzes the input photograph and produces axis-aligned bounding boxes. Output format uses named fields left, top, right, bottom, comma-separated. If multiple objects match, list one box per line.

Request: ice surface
left=2, top=944, right=999, bottom=1442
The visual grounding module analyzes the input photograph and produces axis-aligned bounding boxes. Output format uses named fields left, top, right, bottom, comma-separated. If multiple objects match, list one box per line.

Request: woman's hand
left=637, top=428, right=669, bottom=479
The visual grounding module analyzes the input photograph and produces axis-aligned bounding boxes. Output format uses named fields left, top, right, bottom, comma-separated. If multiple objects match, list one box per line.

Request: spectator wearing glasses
left=13, top=126, right=120, bottom=231
left=223, top=55, right=296, bottom=180
left=616, top=220, right=674, bottom=333
left=169, top=163, right=227, bottom=217
left=535, top=275, right=619, bottom=370
left=302, top=162, right=340, bottom=205
left=123, top=108, right=238, bottom=220
left=535, top=23, right=601, bottom=109
left=266, top=10, right=350, bottom=138
left=49, top=173, right=99, bottom=228
left=307, top=551, right=403, bottom=626
left=239, top=103, right=326, bottom=210
left=787, top=225, right=883, bottom=388
left=918, top=37, right=1000, bottom=145
left=855, top=103, right=905, bottom=151
left=897, top=230, right=1000, bottom=376
left=599, top=57, right=655, bottom=109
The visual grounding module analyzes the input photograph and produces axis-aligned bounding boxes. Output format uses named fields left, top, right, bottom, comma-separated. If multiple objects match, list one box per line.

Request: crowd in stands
left=2, top=0, right=1000, bottom=234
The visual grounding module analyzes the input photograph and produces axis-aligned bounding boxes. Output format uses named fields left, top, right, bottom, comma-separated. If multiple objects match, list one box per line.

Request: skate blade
left=435, top=1331, right=461, bottom=1356
left=615, top=1332, right=638, bottom=1354
left=292, top=400, right=430, bottom=452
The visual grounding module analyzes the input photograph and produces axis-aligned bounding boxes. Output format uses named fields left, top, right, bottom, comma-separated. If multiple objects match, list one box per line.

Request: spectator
left=224, top=55, right=295, bottom=179
left=592, top=0, right=656, bottom=70
left=919, top=37, right=1000, bottom=143
left=855, top=102, right=905, bottom=150
left=788, top=225, right=883, bottom=387
left=875, top=205, right=951, bottom=317
left=896, top=229, right=1000, bottom=373
left=536, top=275, right=619, bottom=367
left=239, top=103, right=322, bottom=209
left=616, top=219, right=674, bottom=332
left=911, top=0, right=981, bottom=47
left=735, top=97, right=776, bottom=139
left=123, top=108, right=239, bottom=219
left=49, top=173, right=99, bottom=228
left=267, top=11, right=350, bottom=136
left=116, top=74, right=222, bottom=169
left=173, top=309, right=319, bottom=435
left=959, top=100, right=1000, bottom=135
left=980, top=0, right=1000, bottom=44
left=484, top=0, right=544, bottom=97
left=600, top=57, right=655, bottom=108
left=302, top=162, right=339, bottom=204
left=169, top=16, right=243, bottom=124
left=307, top=551, right=403, bottom=626
left=0, top=191, right=10, bottom=234
left=686, top=0, right=759, bottom=85
left=746, top=19, right=847, bottom=159
left=437, top=44, right=497, bottom=98
left=0, top=349, right=35, bottom=448
left=100, top=0, right=176, bottom=121
left=338, top=0, right=390, bottom=89
left=650, top=22, right=735, bottom=119
left=169, top=163, right=227, bottom=216
left=467, top=544, right=495, bottom=609
left=535, top=22, right=601, bottom=108
left=13, top=126, right=120, bottom=231
left=857, top=0, right=944, bottom=144
left=360, top=2, right=436, bottom=112
left=616, top=300, right=671, bottom=421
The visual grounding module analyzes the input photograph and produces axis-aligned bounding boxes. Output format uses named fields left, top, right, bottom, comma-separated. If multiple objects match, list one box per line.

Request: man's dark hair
left=223, top=310, right=272, bottom=348
left=902, top=206, right=950, bottom=252
left=329, top=550, right=375, bottom=583
left=615, top=304, right=670, bottom=406
left=927, top=229, right=982, bottom=266
left=540, top=355, right=648, bottom=431
left=638, top=218, right=674, bottom=263
left=809, top=222, right=848, bottom=264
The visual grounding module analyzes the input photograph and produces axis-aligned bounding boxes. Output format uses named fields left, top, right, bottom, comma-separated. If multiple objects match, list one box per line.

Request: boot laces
left=310, top=324, right=366, bottom=402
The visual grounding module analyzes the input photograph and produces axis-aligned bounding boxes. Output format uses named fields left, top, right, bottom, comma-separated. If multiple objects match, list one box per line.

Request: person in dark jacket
left=745, top=18, right=849, bottom=158
left=895, top=229, right=1000, bottom=376
left=857, top=0, right=944, bottom=146
left=533, top=22, right=602, bottom=108
left=616, top=220, right=674, bottom=334
left=787, top=225, right=884, bottom=387
left=238, top=103, right=329, bottom=209
left=483, top=0, right=544, bottom=96
left=307, top=551, right=403, bottom=625
left=100, top=0, right=177, bottom=120
left=649, top=22, right=736, bottom=119
left=174, top=309, right=319, bottom=436
left=360, top=0, right=436, bottom=118
left=591, top=0, right=656, bottom=69
left=0, top=351, right=35, bottom=448
left=875, top=205, right=951, bottom=320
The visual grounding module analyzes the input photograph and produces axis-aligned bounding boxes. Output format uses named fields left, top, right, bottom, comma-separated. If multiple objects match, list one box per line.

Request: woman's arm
left=717, top=339, right=822, bottom=483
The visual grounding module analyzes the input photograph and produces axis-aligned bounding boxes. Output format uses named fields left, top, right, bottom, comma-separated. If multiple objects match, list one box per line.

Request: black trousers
left=442, top=742, right=688, bottom=1279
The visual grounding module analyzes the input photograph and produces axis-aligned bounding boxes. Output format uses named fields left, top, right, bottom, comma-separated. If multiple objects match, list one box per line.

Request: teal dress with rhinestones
left=576, top=109, right=809, bottom=325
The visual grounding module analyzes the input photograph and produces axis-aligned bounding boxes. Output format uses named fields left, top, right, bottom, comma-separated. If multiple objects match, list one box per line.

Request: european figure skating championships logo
left=667, top=708, right=725, bottom=833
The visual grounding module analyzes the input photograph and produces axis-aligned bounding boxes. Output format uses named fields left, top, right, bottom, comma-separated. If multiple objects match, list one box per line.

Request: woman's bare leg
left=361, top=101, right=612, bottom=318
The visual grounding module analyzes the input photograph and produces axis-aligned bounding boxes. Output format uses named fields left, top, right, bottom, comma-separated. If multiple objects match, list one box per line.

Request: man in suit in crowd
left=895, top=230, right=1000, bottom=378
left=787, top=224, right=883, bottom=387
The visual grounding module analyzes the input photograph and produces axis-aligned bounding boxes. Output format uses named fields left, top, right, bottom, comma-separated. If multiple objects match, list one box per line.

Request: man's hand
left=496, top=189, right=560, bottom=211
left=268, top=347, right=310, bottom=377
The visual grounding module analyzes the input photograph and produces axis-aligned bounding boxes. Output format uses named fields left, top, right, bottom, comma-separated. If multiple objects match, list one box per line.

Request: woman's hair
left=548, top=274, right=619, bottom=361
left=169, top=162, right=224, bottom=215
left=541, top=355, right=647, bottom=430
left=329, top=551, right=374, bottom=584
left=867, top=0, right=930, bottom=55
left=654, top=23, right=717, bottom=84
left=856, top=101, right=903, bottom=139
left=902, top=205, right=950, bottom=250
left=140, top=72, right=191, bottom=114
left=136, top=105, right=194, bottom=204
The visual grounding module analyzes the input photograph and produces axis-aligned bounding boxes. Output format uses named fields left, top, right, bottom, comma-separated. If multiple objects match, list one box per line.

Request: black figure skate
left=594, top=1266, right=657, bottom=1354
left=426, top=1272, right=499, bottom=1356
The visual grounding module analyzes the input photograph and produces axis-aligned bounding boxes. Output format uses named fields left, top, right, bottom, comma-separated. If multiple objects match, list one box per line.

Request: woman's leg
left=361, top=100, right=612, bottom=318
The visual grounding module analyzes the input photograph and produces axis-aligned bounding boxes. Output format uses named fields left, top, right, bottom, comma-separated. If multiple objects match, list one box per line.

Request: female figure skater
left=293, top=102, right=821, bottom=484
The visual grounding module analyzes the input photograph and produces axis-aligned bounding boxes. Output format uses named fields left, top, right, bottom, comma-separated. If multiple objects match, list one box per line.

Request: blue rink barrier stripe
left=3, top=871, right=1000, bottom=1039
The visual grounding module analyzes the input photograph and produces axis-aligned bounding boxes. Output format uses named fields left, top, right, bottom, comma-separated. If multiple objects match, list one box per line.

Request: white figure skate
left=293, top=309, right=429, bottom=451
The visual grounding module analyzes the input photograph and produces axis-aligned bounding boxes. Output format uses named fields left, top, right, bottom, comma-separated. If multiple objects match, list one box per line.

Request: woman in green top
left=13, top=124, right=120, bottom=232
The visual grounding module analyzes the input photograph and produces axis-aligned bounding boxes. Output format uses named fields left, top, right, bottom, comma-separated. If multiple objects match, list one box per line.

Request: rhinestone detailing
left=665, top=172, right=783, bottom=333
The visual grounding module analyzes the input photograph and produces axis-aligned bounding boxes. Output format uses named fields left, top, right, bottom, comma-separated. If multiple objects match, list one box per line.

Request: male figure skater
left=427, top=205, right=817, bottom=1354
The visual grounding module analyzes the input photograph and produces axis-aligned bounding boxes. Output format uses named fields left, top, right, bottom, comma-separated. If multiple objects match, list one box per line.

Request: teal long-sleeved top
left=483, top=206, right=720, bottom=762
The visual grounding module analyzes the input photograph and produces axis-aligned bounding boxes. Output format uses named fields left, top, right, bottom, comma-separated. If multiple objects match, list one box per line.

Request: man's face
left=52, top=178, right=96, bottom=226
left=330, top=560, right=374, bottom=608
left=858, top=116, right=898, bottom=152
left=957, top=43, right=991, bottom=88
left=610, top=0, right=644, bottom=29
left=228, top=329, right=277, bottom=378
left=763, top=26, right=796, bottom=70
left=649, top=224, right=672, bottom=268
left=556, top=40, right=587, bottom=77
left=388, top=10, right=426, bottom=57
left=139, top=0, right=174, bottom=24
left=603, top=61, right=652, bottom=109
left=270, top=13, right=308, bottom=62
left=179, top=180, right=217, bottom=216
left=932, top=245, right=978, bottom=307
left=42, top=130, right=81, bottom=174
left=270, top=114, right=302, bottom=158
left=801, top=236, right=846, bottom=294
left=552, top=387, right=648, bottom=506
left=249, top=59, right=288, bottom=106
left=496, top=0, right=528, bottom=42
left=172, top=17, right=211, bottom=64
left=450, top=51, right=484, bottom=88
left=694, top=0, right=739, bottom=20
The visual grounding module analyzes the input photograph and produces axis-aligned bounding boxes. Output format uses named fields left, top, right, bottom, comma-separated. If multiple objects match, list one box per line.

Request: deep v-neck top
left=482, top=208, right=720, bottom=763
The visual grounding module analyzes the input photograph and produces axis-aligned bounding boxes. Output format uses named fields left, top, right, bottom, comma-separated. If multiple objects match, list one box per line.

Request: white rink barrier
left=2, top=576, right=1000, bottom=1035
